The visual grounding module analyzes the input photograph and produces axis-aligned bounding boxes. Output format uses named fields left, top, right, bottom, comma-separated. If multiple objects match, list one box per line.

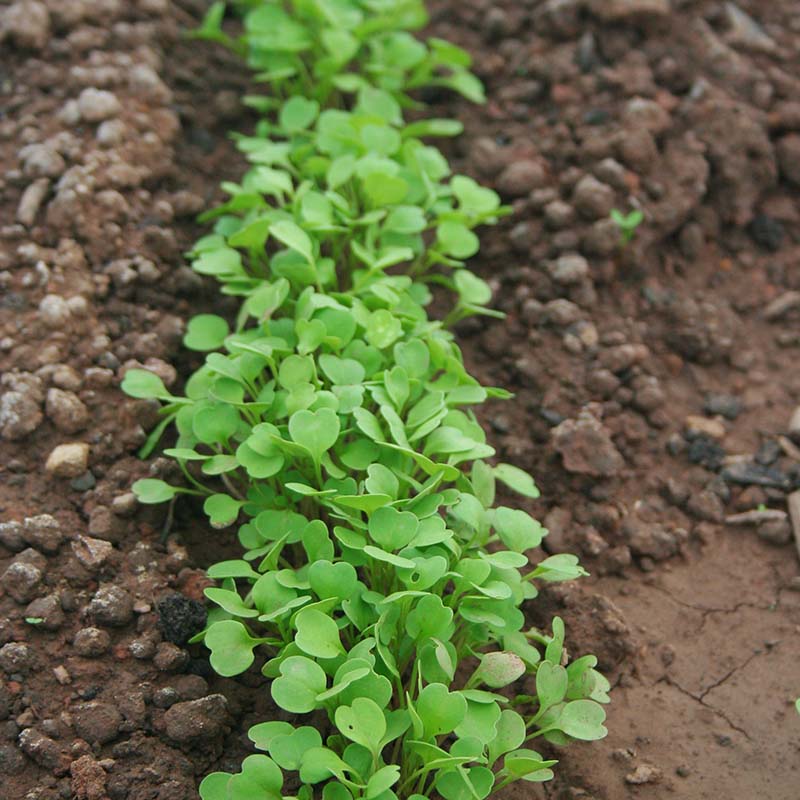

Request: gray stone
left=0, top=1, right=50, bottom=50
left=757, top=518, right=792, bottom=546
left=623, top=518, right=679, bottom=561
left=1, top=561, right=42, bottom=603
left=18, top=728, right=69, bottom=773
left=24, top=594, right=64, bottom=630
left=72, top=702, right=123, bottom=745
left=22, top=514, right=63, bottom=553
left=725, top=3, right=777, bottom=53
left=46, top=388, right=89, bottom=433
left=73, top=627, right=111, bottom=658
left=88, top=584, right=133, bottom=627
left=589, top=0, right=670, bottom=22
left=77, top=88, right=121, bottom=123
left=45, top=442, right=89, bottom=478
left=0, top=521, right=25, bottom=551
left=38, top=294, right=70, bottom=328
left=0, top=391, right=42, bottom=440
left=20, top=143, right=64, bottom=179
left=543, top=299, right=583, bottom=326
left=573, top=175, right=615, bottom=220
left=552, top=410, right=624, bottom=477
left=71, top=535, right=113, bottom=570
left=622, top=97, right=671, bottom=135
left=548, top=253, right=589, bottom=285
left=497, top=160, right=547, bottom=197
left=17, top=178, right=50, bottom=226
left=163, top=695, right=229, bottom=743
left=0, top=642, right=32, bottom=673
left=153, top=642, right=189, bottom=673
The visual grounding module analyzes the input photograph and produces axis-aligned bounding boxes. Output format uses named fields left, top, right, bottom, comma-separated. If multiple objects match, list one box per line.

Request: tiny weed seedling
left=610, top=208, right=643, bottom=246
left=124, top=1, right=609, bottom=798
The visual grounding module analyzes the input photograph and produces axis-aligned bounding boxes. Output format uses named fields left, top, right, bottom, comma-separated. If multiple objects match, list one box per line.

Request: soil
left=1, top=1, right=799, bottom=799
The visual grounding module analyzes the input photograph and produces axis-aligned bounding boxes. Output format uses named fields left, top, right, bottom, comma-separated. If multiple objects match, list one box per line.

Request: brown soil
left=1, top=1, right=799, bottom=799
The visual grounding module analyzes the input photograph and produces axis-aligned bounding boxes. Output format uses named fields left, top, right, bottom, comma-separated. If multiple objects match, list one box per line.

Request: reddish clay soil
left=1, top=1, right=799, bottom=799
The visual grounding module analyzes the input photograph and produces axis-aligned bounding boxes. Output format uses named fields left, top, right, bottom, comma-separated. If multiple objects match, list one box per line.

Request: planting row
left=122, top=2, right=609, bottom=798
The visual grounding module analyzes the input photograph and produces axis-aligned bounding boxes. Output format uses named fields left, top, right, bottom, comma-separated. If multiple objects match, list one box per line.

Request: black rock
left=704, top=393, right=742, bottom=420
left=539, top=408, right=565, bottom=427
left=687, top=435, right=726, bottom=470
left=721, top=461, right=790, bottom=489
left=749, top=214, right=784, bottom=252
left=755, top=439, right=782, bottom=466
left=157, top=593, right=207, bottom=645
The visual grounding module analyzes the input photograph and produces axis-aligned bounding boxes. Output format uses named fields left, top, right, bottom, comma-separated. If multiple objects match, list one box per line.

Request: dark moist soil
left=0, top=1, right=799, bottom=799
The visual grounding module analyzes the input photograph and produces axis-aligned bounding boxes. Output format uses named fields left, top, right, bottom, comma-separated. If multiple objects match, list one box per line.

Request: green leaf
left=121, top=369, right=173, bottom=400
left=369, top=505, right=419, bottom=550
left=280, top=97, right=319, bottom=132
left=558, top=700, right=608, bottom=741
left=205, top=620, right=262, bottom=677
left=205, top=587, right=258, bottom=618
left=472, top=651, right=526, bottom=689
left=299, top=747, right=351, bottom=784
left=403, top=119, right=463, bottom=138
left=228, top=754, right=283, bottom=798
left=308, top=560, right=358, bottom=601
left=366, top=765, right=400, bottom=799
left=199, top=772, right=229, bottom=800
left=335, top=697, right=386, bottom=752
left=288, top=408, right=340, bottom=467
left=207, top=560, right=259, bottom=580
left=294, top=607, right=343, bottom=659
left=405, top=594, right=452, bottom=641
left=503, top=749, right=557, bottom=782
left=436, top=766, right=494, bottom=800
left=248, top=720, right=293, bottom=752
left=488, top=709, right=526, bottom=765
left=204, top=494, right=244, bottom=529
left=454, top=699, right=501, bottom=744
left=454, top=270, right=492, bottom=306
left=536, top=662, right=568, bottom=712
left=493, top=508, right=544, bottom=552
left=319, top=355, right=365, bottom=385
left=437, top=221, right=479, bottom=259
left=184, top=314, right=230, bottom=352
left=493, top=463, right=540, bottom=499
left=384, top=205, right=427, bottom=234
left=272, top=656, right=327, bottom=714
left=366, top=309, right=403, bottom=349
left=131, top=479, right=178, bottom=504
left=362, top=545, right=415, bottom=569
left=533, top=554, right=589, bottom=583
left=415, top=683, right=466, bottom=739
left=270, top=220, right=314, bottom=263
left=269, top=726, right=323, bottom=770
left=363, top=172, right=409, bottom=206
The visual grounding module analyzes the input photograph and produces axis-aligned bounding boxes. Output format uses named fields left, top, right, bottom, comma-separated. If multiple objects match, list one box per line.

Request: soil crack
left=656, top=643, right=777, bottom=743
left=647, top=584, right=779, bottom=632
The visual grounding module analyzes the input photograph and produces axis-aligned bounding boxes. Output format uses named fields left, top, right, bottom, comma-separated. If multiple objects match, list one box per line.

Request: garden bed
left=1, top=1, right=799, bottom=799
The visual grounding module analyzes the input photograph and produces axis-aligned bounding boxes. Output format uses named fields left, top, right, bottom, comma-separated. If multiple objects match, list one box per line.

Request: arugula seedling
left=610, top=208, right=644, bottom=246
left=124, top=2, right=610, bottom=798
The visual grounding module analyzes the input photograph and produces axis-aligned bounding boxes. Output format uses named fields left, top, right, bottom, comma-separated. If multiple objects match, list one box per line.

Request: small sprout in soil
left=611, top=208, right=644, bottom=246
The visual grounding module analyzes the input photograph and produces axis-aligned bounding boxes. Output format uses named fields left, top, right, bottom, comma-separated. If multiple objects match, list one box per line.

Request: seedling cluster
left=123, top=1, right=609, bottom=798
